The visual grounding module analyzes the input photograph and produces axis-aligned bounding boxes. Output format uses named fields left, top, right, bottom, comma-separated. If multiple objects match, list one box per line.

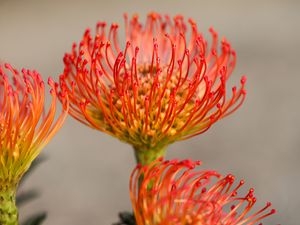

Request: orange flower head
left=59, top=13, right=246, bottom=154
left=0, top=63, right=68, bottom=187
left=130, top=159, right=276, bottom=225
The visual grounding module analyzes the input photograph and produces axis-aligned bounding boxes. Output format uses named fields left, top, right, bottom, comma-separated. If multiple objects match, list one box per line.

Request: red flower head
left=0, top=63, right=68, bottom=187
left=59, top=13, right=246, bottom=164
left=130, top=159, right=275, bottom=225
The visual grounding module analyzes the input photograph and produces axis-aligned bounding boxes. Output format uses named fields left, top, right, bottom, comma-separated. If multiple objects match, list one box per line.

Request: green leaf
left=22, top=212, right=47, bottom=225
left=19, top=156, right=47, bottom=187
left=16, top=190, right=39, bottom=206
left=113, top=212, right=136, bottom=225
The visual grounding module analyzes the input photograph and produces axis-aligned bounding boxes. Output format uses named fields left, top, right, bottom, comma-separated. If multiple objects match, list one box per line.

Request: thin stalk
left=0, top=184, right=18, bottom=225
left=133, top=146, right=167, bottom=166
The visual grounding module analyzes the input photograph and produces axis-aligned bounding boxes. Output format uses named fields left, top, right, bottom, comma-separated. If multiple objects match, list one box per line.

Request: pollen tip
left=209, top=26, right=216, bottom=35
left=171, top=184, right=176, bottom=191
left=136, top=163, right=142, bottom=169
left=21, top=68, right=26, bottom=74
left=84, top=28, right=91, bottom=35
left=170, top=159, right=178, bottom=165
left=226, top=174, right=235, bottom=182
left=241, top=75, right=247, bottom=84
left=111, top=23, right=119, bottom=29
left=96, top=21, right=106, bottom=28
left=195, top=181, right=201, bottom=187
left=158, top=157, right=164, bottom=161
left=48, top=77, right=54, bottom=85
left=195, top=160, right=202, bottom=165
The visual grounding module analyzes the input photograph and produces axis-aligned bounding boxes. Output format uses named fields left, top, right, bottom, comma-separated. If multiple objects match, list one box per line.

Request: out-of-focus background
left=0, top=0, right=299, bottom=224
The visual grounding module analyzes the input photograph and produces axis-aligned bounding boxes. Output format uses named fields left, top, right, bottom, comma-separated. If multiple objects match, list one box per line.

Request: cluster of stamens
left=0, top=63, right=68, bottom=185
left=59, top=12, right=246, bottom=151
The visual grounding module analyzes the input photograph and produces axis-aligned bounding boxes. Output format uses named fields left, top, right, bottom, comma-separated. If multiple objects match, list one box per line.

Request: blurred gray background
left=0, top=0, right=299, bottom=224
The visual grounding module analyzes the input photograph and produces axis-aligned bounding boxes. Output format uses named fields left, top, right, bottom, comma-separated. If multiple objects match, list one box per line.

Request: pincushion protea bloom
left=0, top=63, right=68, bottom=225
left=130, top=159, right=275, bottom=225
left=58, top=13, right=246, bottom=165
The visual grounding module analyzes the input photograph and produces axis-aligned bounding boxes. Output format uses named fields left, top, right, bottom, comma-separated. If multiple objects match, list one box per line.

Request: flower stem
left=0, top=185, right=18, bottom=225
left=134, top=146, right=167, bottom=166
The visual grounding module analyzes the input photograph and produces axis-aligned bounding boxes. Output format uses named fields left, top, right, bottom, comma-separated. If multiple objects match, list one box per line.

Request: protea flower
left=0, top=63, right=68, bottom=225
left=58, top=13, right=246, bottom=165
left=130, top=159, right=276, bottom=225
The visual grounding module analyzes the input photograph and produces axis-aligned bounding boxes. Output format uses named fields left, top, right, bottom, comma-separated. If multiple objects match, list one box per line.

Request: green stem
left=134, top=146, right=167, bottom=166
left=0, top=185, right=18, bottom=225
